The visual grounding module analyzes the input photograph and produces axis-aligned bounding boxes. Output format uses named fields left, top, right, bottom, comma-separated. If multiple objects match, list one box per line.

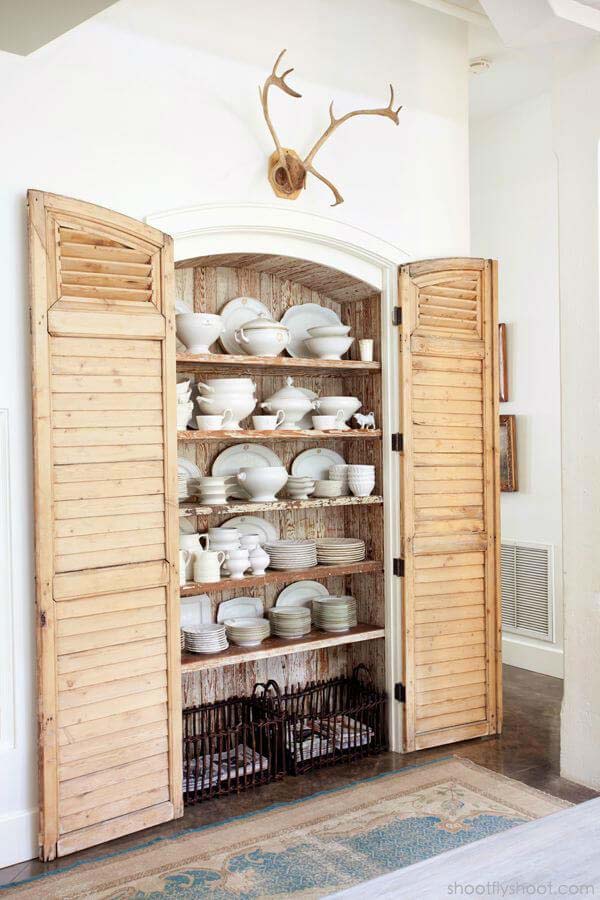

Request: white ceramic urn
left=261, top=377, right=317, bottom=430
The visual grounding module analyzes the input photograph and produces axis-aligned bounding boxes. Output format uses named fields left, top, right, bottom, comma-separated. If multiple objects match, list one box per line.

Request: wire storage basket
left=257, top=665, right=387, bottom=775
left=182, top=683, right=285, bottom=805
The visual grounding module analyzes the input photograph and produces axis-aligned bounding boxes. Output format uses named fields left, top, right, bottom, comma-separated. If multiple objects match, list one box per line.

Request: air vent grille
left=501, top=542, right=553, bottom=641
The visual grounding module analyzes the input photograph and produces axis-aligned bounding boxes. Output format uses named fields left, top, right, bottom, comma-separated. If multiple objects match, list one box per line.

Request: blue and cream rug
left=3, top=758, right=569, bottom=898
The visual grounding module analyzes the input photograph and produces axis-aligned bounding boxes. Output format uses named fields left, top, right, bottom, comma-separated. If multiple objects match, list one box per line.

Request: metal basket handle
left=352, top=663, right=374, bottom=686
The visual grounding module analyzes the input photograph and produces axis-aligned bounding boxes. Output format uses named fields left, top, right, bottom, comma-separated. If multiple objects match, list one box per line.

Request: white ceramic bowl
left=315, top=396, right=362, bottom=423
left=236, top=466, right=288, bottom=502
left=307, top=325, right=352, bottom=338
left=197, top=391, right=256, bottom=428
left=199, top=377, right=256, bottom=394
left=176, top=313, right=223, bottom=354
left=304, top=336, right=354, bottom=360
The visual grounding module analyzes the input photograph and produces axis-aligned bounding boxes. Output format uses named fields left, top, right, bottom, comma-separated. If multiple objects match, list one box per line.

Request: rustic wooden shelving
left=177, top=351, right=380, bottom=375
left=179, top=495, right=383, bottom=517
left=177, top=429, right=382, bottom=442
left=180, top=624, right=385, bottom=673
left=180, top=560, right=383, bottom=597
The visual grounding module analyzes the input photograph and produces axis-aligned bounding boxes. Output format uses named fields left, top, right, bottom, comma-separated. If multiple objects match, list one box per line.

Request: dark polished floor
left=1, top=664, right=597, bottom=887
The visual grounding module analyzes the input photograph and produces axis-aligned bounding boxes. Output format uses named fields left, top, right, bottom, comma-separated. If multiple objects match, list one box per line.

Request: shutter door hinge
left=391, top=432, right=403, bottom=452
left=392, top=306, right=402, bottom=326
left=394, top=682, right=406, bottom=703
left=393, top=557, right=405, bottom=577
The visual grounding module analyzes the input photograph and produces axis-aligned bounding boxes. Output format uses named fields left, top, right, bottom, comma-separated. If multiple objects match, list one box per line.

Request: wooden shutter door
left=29, top=191, right=182, bottom=860
left=399, top=258, right=501, bottom=751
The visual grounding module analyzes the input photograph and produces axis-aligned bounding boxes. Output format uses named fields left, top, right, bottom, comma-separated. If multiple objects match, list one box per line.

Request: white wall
left=0, top=0, right=471, bottom=865
left=470, top=92, right=564, bottom=678
left=553, top=43, right=600, bottom=790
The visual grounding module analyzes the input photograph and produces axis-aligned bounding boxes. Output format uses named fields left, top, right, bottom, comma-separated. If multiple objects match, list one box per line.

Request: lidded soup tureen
left=234, top=315, right=290, bottom=358
left=261, top=377, right=318, bottom=430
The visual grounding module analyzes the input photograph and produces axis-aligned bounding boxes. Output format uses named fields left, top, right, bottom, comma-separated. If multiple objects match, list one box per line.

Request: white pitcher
left=178, top=549, right=191, bottom=586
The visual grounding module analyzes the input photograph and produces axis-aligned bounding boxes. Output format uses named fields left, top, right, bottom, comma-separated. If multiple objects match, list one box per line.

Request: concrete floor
left=1, top=664, right=597, bottom=887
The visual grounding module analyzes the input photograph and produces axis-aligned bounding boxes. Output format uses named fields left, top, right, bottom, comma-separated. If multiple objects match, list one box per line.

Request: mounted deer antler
left=259, top=50, right=402, bottom=207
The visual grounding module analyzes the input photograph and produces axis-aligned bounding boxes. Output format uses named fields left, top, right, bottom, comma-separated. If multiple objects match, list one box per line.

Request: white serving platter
left=276, top=580, right=330, bottom=608
left=222, top=515, right=280, bottom=545
left=217, top=597, right=264, bottom=623
left=291, top=448, right=346, bottom=481
left=280, top=304, right=342, bottom=358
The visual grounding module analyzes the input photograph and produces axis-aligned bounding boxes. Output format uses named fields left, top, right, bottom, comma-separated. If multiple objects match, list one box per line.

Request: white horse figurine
left=353, top=412, right=376, bottom=430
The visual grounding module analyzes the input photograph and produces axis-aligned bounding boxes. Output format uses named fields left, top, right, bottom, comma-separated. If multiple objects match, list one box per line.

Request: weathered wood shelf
left=176, top=351, right=380, bottom=375
left=177, top=429, right=382, bottom=442
left=180, top=560, right=383, bottom=597
left=179, top=495, right=383, bottom=517
left=180, top=624, right=385, bottom=672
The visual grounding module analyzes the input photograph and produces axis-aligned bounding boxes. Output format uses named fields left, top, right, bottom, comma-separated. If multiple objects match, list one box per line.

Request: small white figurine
left=353, top=412, right=376, bottom=430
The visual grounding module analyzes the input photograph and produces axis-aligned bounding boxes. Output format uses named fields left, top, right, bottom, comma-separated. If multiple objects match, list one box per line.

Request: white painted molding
left=145, top=201, right=407, bottom=752
left=0, top=808, right=37, bottom=870
left=502, top=635, right=564, bottom=679
left=0, top=409, right=15, bottom=751
left=549, top=0, right=600, bottom=32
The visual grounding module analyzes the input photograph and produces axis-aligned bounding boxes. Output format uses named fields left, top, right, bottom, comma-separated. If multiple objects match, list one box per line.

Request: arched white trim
left=146, top=202, right=405, bottom=752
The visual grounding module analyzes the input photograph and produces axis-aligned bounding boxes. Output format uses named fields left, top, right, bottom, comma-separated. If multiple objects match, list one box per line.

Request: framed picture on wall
left=499, top=323, right=508, bottom=402
left=500, top=414, right=518, bottom=492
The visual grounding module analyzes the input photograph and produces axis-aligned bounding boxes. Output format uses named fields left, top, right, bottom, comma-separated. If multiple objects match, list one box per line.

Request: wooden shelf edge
left=180, top=624, right=385, bottom=672
left=176, top=352, right=380, bottom=373
left=177, top=429, right=382, bottom=442
left=180, top=560, right=383, bottom=596
left=179, top=495, right=383, bottom=516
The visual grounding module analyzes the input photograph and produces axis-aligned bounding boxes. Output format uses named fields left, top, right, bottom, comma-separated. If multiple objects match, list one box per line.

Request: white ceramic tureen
left=261, top=377, right=318, bottom=430
left=234, top=315, right=290, bottom=358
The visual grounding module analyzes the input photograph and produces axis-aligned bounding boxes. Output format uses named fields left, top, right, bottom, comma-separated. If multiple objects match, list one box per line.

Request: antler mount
left=259, top=49, right=401, bottom=207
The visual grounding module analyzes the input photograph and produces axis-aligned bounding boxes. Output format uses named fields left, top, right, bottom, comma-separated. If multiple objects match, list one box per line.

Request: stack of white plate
left=315, top=538, right=366, bottom=565
left=269, top=606, right=312, bottom=639
left=312, top=596, right=357, bottom=632
left=264, top=540, right=318, bottom=570
left=224, top=617, right=270, bottom=648
left=183, top=624, right=228, bottom=654
left=286, top=476, right=315, bottom=500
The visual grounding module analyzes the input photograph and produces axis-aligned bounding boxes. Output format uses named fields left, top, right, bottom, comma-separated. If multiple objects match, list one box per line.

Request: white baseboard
left=0, top=808, right=37, bottom=869
left=502, top=634, right=564, bottom=678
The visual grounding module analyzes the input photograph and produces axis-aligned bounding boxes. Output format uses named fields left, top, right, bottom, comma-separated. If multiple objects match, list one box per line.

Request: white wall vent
left=501, top=541, right=554, bottom=642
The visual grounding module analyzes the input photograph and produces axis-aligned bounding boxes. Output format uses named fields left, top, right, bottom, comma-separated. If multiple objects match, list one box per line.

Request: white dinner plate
left=276, top=581, right=330, bottom=608
left=291, top=448, right=346, bottom=481
left=219, top=296, right=272, bottom=356
left=222, top=515, right=280, bottom=545
left=280, top=304, right=342, bottom=358
left=217, top=597, right=264, bottom=623
left=178, top=457, right=201, bottom=479
left=212, top=444, right=283, bottom=499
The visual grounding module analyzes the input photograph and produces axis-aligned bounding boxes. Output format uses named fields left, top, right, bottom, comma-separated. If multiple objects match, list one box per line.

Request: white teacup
left=196, top=410, right=234, bottom=431
left=193, top=550, right=225, bottom=583
left=252, top=411, right=285, bottom=431
left=312, top=411, right=345, bottom=431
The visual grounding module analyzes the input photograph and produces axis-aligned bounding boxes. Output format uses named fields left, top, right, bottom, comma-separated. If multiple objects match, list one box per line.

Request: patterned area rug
left=3, top=758, right=569, bottom=899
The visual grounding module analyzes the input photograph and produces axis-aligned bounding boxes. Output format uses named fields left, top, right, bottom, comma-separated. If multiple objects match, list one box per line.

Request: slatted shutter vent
left=501, top=542, right=552, bottom=641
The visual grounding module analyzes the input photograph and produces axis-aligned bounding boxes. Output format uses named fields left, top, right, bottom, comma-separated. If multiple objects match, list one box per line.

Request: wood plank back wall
left=176, top=262, right=385, bottom=706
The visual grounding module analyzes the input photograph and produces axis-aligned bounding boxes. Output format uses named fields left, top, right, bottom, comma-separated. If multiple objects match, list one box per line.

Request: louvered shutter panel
left=400, top=258, right=501, bottom=751
left=29, top=191, right=181, bottom=860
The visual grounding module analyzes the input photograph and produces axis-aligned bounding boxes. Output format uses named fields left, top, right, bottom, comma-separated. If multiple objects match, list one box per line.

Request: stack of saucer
left=264, top=540, right=317, bottom=570
left=312, top=596, right=357, bottom=632
left=197, top=476, right=229, bottom=506
left=328, top=464, right=350, bottom=496
left=183, top=624, right=228, bottom=654
left=286, top=476, right=315, bottom=500
left=269, top=606, right=312, bottom=639
left=316, top=538, right=366, bottom=565
left=347, top=464, right=375, bottom=497
left=224, top=617, right=270, bottom=648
